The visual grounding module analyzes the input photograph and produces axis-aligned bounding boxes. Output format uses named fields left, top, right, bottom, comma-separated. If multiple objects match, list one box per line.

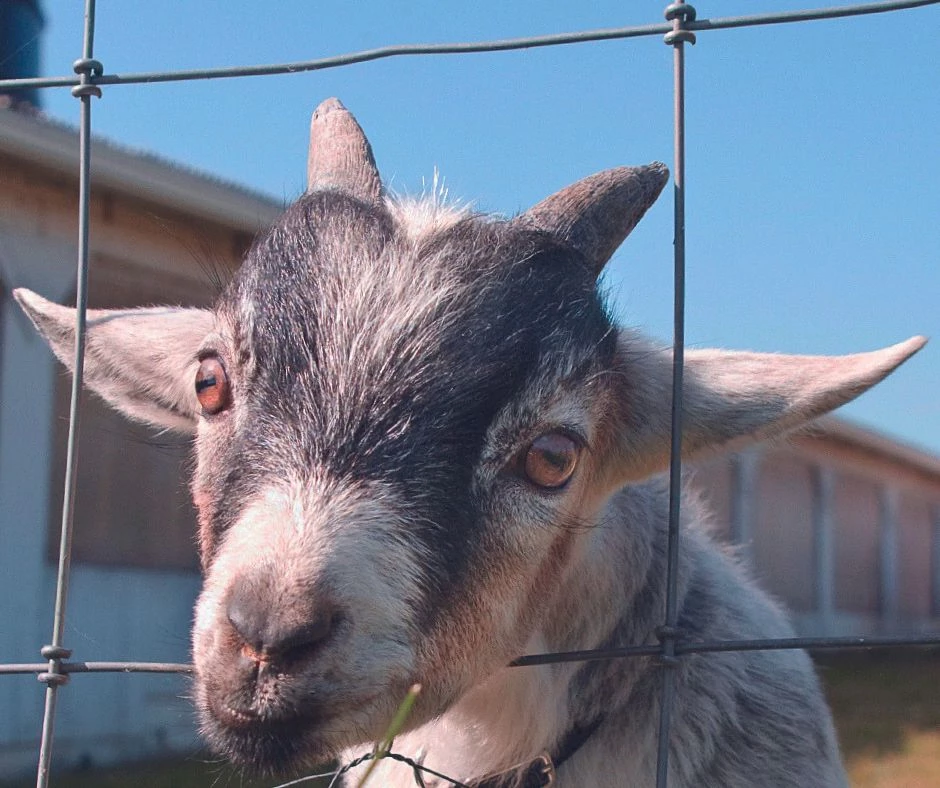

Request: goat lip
left=204, top=704, right=332, bottom=773
left=213, top=702, right=265, bottom=731
left=208, top=694, right=313, bottom=734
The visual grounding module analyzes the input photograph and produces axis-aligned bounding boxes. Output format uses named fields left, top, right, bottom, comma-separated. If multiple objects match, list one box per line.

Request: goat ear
left=513, top=163, right=669, bottom=276
left=606, top=332, right=927, bottom=483
left=13, top=288, right=214, bottom=433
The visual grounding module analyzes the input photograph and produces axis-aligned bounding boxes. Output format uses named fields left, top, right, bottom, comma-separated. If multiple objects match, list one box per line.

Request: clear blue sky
left=35, top=0, right=940, bottom=453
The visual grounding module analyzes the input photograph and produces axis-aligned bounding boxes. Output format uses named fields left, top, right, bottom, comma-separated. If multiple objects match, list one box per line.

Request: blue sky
left=34, top=0, right=940, bottom=453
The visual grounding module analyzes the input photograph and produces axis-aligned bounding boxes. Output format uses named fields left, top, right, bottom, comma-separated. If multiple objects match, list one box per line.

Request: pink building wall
left=691, top=420, right=940, bottom=636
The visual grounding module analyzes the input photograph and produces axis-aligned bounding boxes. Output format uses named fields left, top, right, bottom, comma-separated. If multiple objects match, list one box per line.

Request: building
left=0, top=105, right=281, bottom=776
left=693, top=419, right=940, bottom=637
left=0, top=103, right=938, bottom=777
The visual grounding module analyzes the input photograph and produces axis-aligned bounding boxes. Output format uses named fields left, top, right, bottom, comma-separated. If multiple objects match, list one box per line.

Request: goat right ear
left=14, top=288, right=214, bottom=433
left=603, top=331, right=927, bottom=486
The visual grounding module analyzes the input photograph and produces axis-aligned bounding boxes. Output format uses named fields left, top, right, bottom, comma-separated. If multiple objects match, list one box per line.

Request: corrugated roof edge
left=810, top=415, right=940, bottom=480
left=0, top=107, right=285, bottom=232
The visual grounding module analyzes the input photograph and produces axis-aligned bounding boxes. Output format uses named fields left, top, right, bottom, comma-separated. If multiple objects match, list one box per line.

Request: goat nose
left=226, top=585, right=336, bottom=662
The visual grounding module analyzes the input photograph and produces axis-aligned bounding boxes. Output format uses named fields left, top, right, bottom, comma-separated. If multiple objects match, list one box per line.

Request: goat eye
left=522, top=433, right=580, bottom=490
left=195, top=357, right=231, bottom=415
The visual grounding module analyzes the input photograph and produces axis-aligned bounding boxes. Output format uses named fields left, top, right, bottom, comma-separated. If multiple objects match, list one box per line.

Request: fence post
left=932, top=505, right=940, bottom=618
left=878, top=486, right=900, bottom=628
left=730, top=449, right=762, bottom=562
left=812, top=465, right=836, bottom=629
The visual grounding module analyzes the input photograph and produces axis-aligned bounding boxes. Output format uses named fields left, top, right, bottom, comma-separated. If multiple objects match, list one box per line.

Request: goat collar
left=468, top=717, right=603, bottom=788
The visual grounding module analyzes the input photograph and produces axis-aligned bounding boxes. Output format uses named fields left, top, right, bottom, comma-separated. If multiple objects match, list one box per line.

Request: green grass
left=3, top=651, right=937, bottom=787
left=817, top=649, right=940, bottom=788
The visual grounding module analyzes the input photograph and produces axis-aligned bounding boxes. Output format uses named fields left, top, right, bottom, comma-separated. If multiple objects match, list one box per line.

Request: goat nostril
left=276, top=614, right=334, bottom=657
left=226, top=594, right=263, bottom=655
left=225, top=587, right=338, bottom=663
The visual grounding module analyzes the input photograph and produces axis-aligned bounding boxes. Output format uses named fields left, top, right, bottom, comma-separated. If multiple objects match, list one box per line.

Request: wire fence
left=1, top=1, right=939, bottom=786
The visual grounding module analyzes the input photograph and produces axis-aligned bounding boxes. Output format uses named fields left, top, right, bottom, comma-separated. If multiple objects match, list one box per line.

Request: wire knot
left=71, top=58, right=104, bottom=98
left=37, top=671, right=69, bottom=687
left=655, top=625, right=683, bottom=668
left=38, top=645, right=72, bottom=687
left=40, top=645, right=72, bottom=660
left=664, top=3, right=697, bottom=46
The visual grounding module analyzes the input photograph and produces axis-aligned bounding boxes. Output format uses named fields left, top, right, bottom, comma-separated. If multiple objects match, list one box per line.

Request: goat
left=15, top=98, right=925, bottom=787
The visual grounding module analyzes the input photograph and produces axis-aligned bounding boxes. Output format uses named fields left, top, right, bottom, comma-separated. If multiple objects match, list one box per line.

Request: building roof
left=0, top=107, right=284, bottom=232
left=814, top=416, right=940, bottom=482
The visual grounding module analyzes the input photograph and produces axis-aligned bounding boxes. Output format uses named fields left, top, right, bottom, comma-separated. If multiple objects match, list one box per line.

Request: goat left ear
left=14, top=288, right=213, bottom=433
left=605, top=332, right=927, bottom=484
left=513, top=163, right=669, bottom=276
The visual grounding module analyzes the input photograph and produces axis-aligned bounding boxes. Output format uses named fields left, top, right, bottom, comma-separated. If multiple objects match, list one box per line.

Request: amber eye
left=522, top=432, right=581, bottom=490
left=195, top=357, right=231, bottom=415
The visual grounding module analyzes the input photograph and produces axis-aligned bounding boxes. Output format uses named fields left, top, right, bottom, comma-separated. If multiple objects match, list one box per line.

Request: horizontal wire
left=2, top=634, right=938, bottom=676
left=0, top=662, right=194, bottom=675
left=0, top=0, right=935, bottom=92
left=675, top=634, right=940, bottom=656
left=511, top=633, right=940, bottom=666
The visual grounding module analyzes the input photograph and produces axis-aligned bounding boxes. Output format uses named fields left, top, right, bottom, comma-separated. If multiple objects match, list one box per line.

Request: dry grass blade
left=355, top=684, right=422, bottom=788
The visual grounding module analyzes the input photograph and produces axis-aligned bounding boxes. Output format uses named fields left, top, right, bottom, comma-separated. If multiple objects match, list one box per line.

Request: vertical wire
left=35, top=1, right=98, bottom=785
left=656, top=4, right=694, bottom=786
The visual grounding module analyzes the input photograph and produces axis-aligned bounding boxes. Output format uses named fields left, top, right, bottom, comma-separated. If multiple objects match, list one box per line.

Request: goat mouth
left=204, top=703, right=330, bottom=774
left=203, top=684, right=404, bottom=774
left=212, top=701, right=267, bottom=731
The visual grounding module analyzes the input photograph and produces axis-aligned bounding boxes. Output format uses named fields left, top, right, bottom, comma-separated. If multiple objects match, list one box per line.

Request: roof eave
left=812, top=414, right=940, bottom=480
left=0, top=108, right=284, bottom=232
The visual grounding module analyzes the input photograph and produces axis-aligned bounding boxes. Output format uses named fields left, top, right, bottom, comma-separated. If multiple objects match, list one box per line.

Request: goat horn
left=307, top=98, right=382, bottom=203
left=515, top=163, right=669, bottom=276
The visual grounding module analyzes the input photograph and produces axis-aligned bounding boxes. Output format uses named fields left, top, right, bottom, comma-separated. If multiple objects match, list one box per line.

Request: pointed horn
left=306, top=98, right=382, bottom=203
left=515, top=163, right=669, bottom=276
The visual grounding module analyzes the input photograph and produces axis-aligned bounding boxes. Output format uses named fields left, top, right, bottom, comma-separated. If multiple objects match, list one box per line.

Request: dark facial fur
left=189, top=191, right=616, bottom=772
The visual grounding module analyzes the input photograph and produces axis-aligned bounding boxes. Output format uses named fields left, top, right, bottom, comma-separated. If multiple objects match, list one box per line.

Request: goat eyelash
left=197, top=348, right=226, bottom=363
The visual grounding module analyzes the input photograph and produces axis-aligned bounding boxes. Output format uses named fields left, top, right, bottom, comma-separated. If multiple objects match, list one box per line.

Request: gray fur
left=13, top=98, right=927, bottom=786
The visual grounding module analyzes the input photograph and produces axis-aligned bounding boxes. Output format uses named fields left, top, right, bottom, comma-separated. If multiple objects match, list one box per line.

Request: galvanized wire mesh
left=1, top=1, right=939, bottom=786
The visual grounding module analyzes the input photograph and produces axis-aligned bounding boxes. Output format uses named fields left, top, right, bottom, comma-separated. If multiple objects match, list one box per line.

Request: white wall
left=0, top=226, right=203, bottom=778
